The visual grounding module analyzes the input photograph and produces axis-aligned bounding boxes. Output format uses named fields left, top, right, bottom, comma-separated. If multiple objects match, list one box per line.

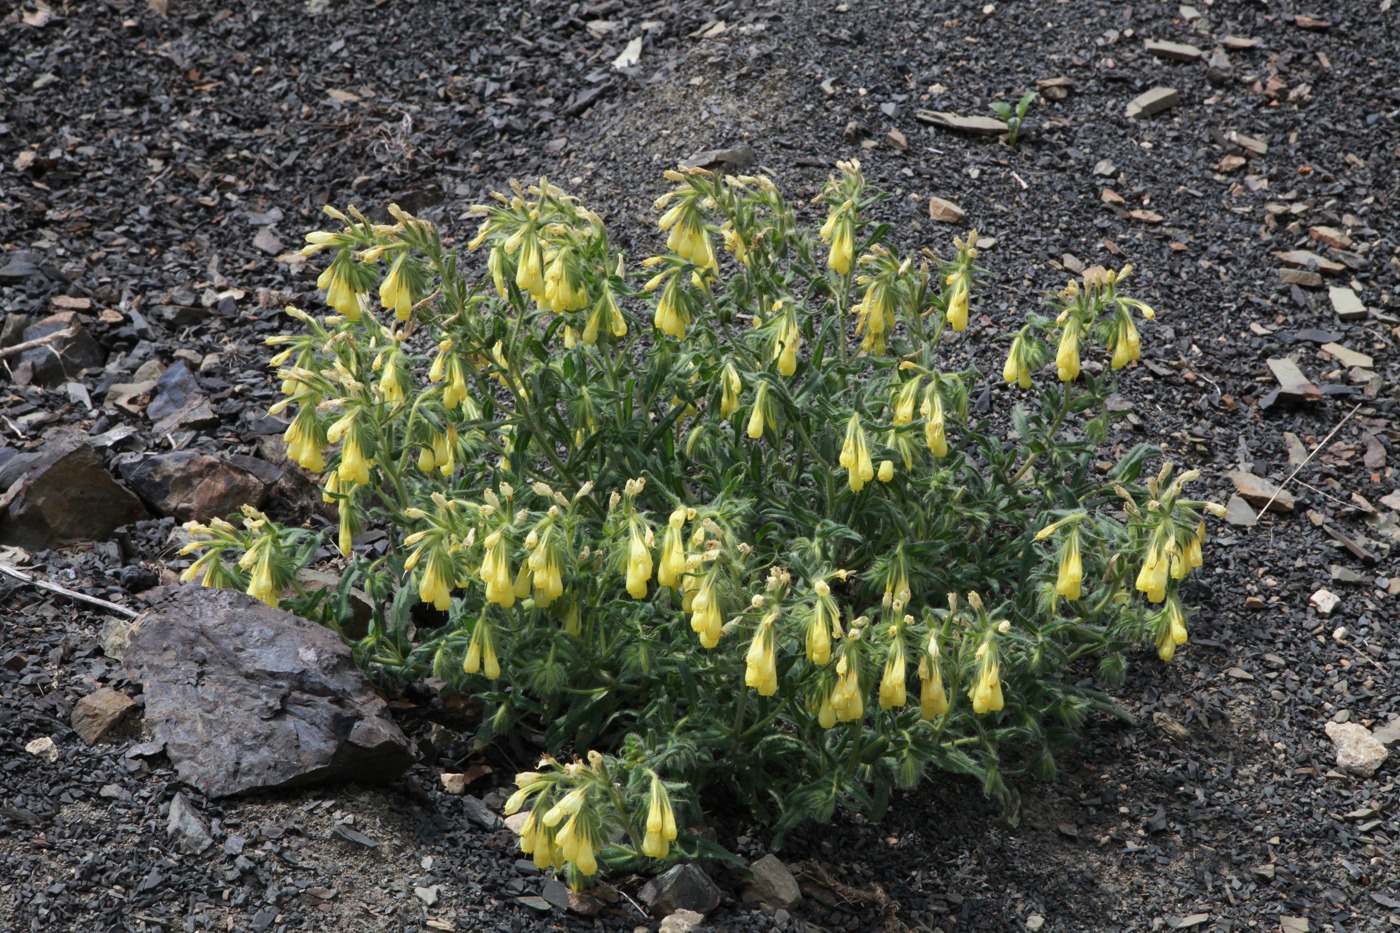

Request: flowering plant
left=179, top=161, right=1223, bottom=888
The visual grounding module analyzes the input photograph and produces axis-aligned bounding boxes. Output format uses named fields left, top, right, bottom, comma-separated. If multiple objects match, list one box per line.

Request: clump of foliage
left=180, top=160, right=1223, bottom=888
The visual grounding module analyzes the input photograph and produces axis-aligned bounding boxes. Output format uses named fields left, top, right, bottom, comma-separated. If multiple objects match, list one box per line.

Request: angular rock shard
left=1126, top=87, right=1180, bottom=119
left=124, top=586, right=413, bottom=797
left=0, top=433, right=148, bottom=549
left=117, top=451, right=270, bottom=523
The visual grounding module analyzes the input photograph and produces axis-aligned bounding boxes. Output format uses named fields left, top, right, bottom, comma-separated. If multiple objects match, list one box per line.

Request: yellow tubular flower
left=719, top=362, right=742, bottom=419
left=1135, top=541, right=1169, bottom=603
left=338, top=501, right=354, bottom=557
left=945, top=271, right=969, bottom=331
left=968, top=639, right=1004, bottom=714
left=625, top=522, right=654, bottom=599
left=747, top=382, right=771, bottom=439
left=689, top=573, right=722, bottom=648
left=317, top=251, right=363, bottom=321
left=656, top=509, right=687, bottom=589
left=642, top=775, right=679, bottom=859
left=878, top=634, right=907, bottom=710
left=853, top=278, right=895, bottom=354
left=338, top=428, right=371, bottom=487
left=419, top=547, right=453, bottom=611
left=921, top=385, right=947, bottom=458
left=543, top=247, right=588, bottom=314
left=514, top=228, right=546, bottom=300
left=774, top=308, right=801, bottom=377
left=1056, top=320, right=1081, bottom=382
left=878, top=459, right=895, bottom=483
left=744, top=617, right=779, bottom=696
left=1055, top=529, right=1083, bottom=601
left=246, top=540, right=278, bottom=607
left=806, top=590, right=834, bottom=665
left=838, top=414, right=875, bottom=493
left=832, top=654, right=864, bottom=722
left=918, top=651, right=949, bottom=718
left=892, top=377, right=921, bottom=426
left=1003, top=333, right=1033, bottom=389
left=481, top=532, right=516, bottom=609
left=487, top=246, right=509, bottom=299
left=653, top=274, right=690, bottom=339
left=821, top=202, right=854, bottom=274
left=379, top=255, right=413, bottom=320
left=283, top=407, right=325, bottom=473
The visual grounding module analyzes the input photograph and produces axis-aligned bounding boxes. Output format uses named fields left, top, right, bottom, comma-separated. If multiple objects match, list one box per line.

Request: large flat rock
left=124, top=586, right=413, bottom=797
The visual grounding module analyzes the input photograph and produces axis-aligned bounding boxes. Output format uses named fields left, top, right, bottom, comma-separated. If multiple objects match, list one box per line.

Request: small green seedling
left=990, top=90, right=1039, bottom=145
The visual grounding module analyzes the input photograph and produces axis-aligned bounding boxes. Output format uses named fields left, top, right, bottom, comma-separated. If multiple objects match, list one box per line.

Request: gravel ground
left=2, top=1, right=1398, bottom=931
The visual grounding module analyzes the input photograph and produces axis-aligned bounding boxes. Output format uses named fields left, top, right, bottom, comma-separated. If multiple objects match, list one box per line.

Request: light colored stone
left=167, top=792, right=213, bottom=854
left=1309, top=588, right=1341, bottom=616
left=1228, top=471, right=1295, bottom=512
left=915, top=110, right=1008, bottom=136
left=1324, top=721, right=1388, bottom=777
left=927, top=197, right=966, bottom=223
left=440, top=772, right=467, bottom=795
left=1126, top=87, right=1180, bottom=119
left=1328, top=286, right=1368, bottom=321
left=1272, top=249, right=1345, bottom=275
left=24, top=736, right=58, bottom=762
left=1320, top=343, right=1373, bottom=370
left=1145, top=39, right=1203, bottom=61
left=659, top=909, right=706, bottom=933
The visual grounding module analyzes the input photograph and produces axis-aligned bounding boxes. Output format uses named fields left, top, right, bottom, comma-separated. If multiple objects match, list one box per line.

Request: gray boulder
left=124, top=586, right=413, bottom=797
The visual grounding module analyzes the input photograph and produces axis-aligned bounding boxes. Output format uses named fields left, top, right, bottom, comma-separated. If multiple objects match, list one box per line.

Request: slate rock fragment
left=124, top=585, right=413, bottom=797
left=0, top=433, right=148, bottom=549
left=639, top=863, right=723, bottom=916
left=117, top=450, right=269, bottom=522
left=70, top=687, right=138, bottom=745
left=13, top=311, right=105, bottom=388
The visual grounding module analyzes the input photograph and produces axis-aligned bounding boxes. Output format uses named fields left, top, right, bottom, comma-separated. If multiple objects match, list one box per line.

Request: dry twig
left=0, top=563, right=139, bottom=619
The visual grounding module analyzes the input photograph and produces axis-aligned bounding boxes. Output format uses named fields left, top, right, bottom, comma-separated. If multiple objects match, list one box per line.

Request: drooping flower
left=878, top=629, right=907, bottom=710
left=719, top=361, right=742, bottom=419
left=918, top=640, right=949, bottom=718
left=1135, top=540, right=1169, bottom=603
left=1002, top=332, right=1034, bottom=389
left=624, top=522, right=654, bottom=599
left=968, top=637, right=1004, bottom=714
left=283, top=406, right=326, bottom=473
left=920, top=383, right=948, bottom=459
left=480, top=530, right=516, bottom=609
left=656, top=508, right=688, bottom=589
left=944, top=269, right=969, bottom=331
left=641, top=774, right=679, bottom=859
left=1055, top=318, right=1082, bottom=382
left=378, top=254, right=414, bottom=320
left=838, top=414, right=875, bottom=492
left=1055, top=528, right=1083, bottom=601
left=744, top=615, right=779, bottom=696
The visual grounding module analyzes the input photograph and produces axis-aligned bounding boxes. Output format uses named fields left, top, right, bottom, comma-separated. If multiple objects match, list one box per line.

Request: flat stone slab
left=124, top=586, right=413, bottom=797
left=1328, top=286, right=1368, bottom=321
left=1272, top=250, right=1345, bottom=276
left=1228, top=471, right=1295, bottom=513
left=915, top=110, right=1008, bottom=136
left=1319, top=343, right=1373, bottom=370
left=1126, top=87, right=1180, bottom=119
left=1145, top=39, right=1203, bottom=61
